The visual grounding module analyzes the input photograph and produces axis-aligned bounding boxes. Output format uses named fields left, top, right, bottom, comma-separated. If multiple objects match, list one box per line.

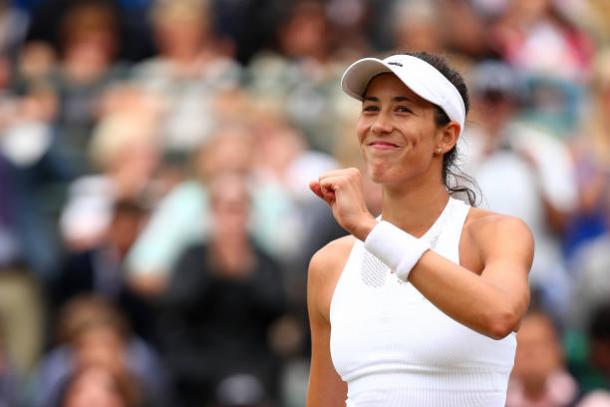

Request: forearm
left=409, top=252, right=526, bottom=339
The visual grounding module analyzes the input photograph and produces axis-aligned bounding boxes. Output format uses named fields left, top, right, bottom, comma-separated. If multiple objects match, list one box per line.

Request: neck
left=381, top=180, right=449, bottom=237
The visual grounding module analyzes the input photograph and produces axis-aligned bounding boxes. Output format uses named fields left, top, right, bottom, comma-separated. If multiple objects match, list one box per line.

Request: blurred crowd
left=1, top=0, right=610, bottom=405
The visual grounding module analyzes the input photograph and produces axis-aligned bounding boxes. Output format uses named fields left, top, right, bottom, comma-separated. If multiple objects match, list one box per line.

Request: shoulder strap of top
left=433, top=198, right=471, bottom=263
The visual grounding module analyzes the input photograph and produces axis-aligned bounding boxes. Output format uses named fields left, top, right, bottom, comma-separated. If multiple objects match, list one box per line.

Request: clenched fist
left=309, top=168, right=378, bottom=241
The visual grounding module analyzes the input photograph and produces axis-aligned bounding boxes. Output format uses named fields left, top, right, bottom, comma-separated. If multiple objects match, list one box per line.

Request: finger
left=310, top=180, right=334, bottom=205
left=321, top=186, right=336, bottom=204
left=309, top=180, right=324, bottom=199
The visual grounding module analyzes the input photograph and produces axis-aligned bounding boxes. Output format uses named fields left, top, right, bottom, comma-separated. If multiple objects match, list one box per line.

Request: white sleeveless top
left=329, top=197, right=516, bottom=406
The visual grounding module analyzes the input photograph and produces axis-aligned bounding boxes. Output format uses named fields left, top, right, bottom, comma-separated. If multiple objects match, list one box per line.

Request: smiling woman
left=306, top=52, right=534, bottom=407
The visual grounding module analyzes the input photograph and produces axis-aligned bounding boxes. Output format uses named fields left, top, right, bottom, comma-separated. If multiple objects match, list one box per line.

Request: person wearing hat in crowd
left=306, top=52, right=533, bottom=406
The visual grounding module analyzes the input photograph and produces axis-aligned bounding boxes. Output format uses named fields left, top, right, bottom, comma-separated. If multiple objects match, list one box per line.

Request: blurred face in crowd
left=153, top=2, right=209, bottom=59
left=472, top=89, right=515, bottom=136
left=60, top=3, right=118, bottom=78
left=196, top=126, right=254, bottom=180
left=62, top=366, right=127, bottom=407
left=209, top=173, right=251, bottom=241
left=512, top=313, right=562, bottom=391
left=279, top=2, right=328, bottom=59
left=74, top=325, right=127, bottom=373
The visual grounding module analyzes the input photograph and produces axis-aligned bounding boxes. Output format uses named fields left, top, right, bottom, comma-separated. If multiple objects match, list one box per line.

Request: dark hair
left=404, top=51, right=479, bottom=206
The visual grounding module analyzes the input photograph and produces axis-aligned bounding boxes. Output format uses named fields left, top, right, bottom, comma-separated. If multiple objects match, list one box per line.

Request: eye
left=395, top=105, right=413, bottom=113
left=362, top=104, right=379, bottom=113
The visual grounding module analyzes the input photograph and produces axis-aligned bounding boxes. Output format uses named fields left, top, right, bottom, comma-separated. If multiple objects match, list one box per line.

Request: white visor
left=341, top=54, right=466, bottom=135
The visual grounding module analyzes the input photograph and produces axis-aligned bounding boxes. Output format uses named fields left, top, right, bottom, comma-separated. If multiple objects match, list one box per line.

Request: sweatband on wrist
left=363, top=220, right=431, bottom=282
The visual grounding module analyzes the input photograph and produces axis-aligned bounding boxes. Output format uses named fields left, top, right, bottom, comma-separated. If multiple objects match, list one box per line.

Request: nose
left=370, top=111, right=393, bottom=135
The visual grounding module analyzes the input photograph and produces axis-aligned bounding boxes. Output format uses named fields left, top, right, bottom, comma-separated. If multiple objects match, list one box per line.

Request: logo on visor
left=388, top=62, right=403, bottom=67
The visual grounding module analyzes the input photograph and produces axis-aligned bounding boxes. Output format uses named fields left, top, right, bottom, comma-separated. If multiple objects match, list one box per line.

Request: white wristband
left=363, top=220, right=431, bottom=282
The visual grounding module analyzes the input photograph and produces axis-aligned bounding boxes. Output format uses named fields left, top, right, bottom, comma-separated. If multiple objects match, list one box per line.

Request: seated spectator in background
left=489, top=0, right=593, bottom=81
left=58, top=109, right=160, bottom=252
left=567, top=302, right=610, bottom=395
left=245, top=0, right=348, bottom=154
left=390, top=0, right=486, bottom=67
left=53, top=199, right=157, bottom=344
left=507, top=310, right=578, bottom=406
left=48, top=0, right=128, bottom=176
left=567, top=233, right=610, bottom=333
left=57, top=363, right=142, bottom=407
left=131, top=0, right=241, bottom=155
left=33, top=296, right=169, bottom=407
left=158, top=172, right=286, bottom=407
left=564, top=49, right=610, bottom=260
left=126, top=119, right=307, bottom=296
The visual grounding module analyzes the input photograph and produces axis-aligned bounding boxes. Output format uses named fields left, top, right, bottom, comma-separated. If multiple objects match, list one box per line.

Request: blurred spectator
left=507, top=310, right=578, bottom=406
left=33, top=296, right=169, bottom=407
left=12, top=41, right=57, bottom=92
left=564, top=49, right=610, bottom=260
left=126, top=120, right=306, bottom=296
left=390, top=0, right=488, bottom=60
left=0, top=0, right=30, bottom=58
left=0, top=85, right=67, bottom=280
left=567, top=233, right=610, bottom=334
left=84, top=111, right=158, bottom=202
left=0, top=94, right=48, bottom=383
left=57, top=363, right=142, bottom=407
left=52, top=199, right=158, bottom=344
left=245, top=0, right=349, bottom=154
left=567, top=302, right=610, bottom=395
left=49, top=0, right=128, bottom=176
left=158, top=172, right=285, bottom=406
left=130, top=0, right=241, bottom=155
left=489, top=0, right=593, bottom=80
left=461, top=60, right=578, bottom=319
left=392, top=0, right=445, bottom=55
left=24, top=0, right=152, bottom=62
left=58, top=108, right=159, bottom=250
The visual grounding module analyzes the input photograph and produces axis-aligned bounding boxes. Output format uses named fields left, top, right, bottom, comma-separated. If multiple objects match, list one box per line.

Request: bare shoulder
left=309, top=235, right=356, bottom=288
left=463, top=207, right=534, bottom=264
left=308, top=235, right=356, bottom=322
left=465, top=208, right=533, bottom=240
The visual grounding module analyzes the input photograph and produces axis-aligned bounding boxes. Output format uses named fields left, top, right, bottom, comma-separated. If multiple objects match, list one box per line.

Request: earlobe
left=440, top=122, right=460, bottom=152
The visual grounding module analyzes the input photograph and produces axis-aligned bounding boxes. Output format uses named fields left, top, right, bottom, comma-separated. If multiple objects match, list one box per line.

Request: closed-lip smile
left=368, top=140, right=400, bottom=149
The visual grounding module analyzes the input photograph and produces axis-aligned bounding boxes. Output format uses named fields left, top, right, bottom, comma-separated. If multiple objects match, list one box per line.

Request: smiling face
left=356, top=73, right=449, bottom=187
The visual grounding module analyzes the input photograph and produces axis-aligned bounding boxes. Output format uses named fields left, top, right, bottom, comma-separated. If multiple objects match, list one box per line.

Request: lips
left=368, top=140, right=400, bottom=149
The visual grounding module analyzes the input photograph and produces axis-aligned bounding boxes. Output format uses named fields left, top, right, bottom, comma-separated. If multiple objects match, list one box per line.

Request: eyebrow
left=363, top=96, right=414, bottom=103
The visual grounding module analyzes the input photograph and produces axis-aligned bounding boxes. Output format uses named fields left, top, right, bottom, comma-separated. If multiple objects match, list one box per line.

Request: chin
left=367, top=167, right=391, bottom=184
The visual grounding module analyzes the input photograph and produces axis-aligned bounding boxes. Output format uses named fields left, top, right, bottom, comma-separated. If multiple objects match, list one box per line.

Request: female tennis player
left=307, top=52, right=533, bottom=406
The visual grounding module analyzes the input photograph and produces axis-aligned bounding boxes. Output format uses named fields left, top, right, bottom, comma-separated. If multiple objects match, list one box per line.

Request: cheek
left=355, top=119, right=369, bottom=143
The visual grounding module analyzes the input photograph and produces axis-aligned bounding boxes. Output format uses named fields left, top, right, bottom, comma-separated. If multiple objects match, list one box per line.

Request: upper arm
left=306, top=246, right=348, bottom=407
left=476, top=216, right=534, bottom=323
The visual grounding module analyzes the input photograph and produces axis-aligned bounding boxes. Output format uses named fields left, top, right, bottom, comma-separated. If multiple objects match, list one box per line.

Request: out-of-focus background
left=0, top=0, right=610, bottom=405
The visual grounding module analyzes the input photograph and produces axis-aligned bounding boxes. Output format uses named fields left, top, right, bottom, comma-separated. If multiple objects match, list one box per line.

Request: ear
left=434, top=121, right=460, bottom=155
